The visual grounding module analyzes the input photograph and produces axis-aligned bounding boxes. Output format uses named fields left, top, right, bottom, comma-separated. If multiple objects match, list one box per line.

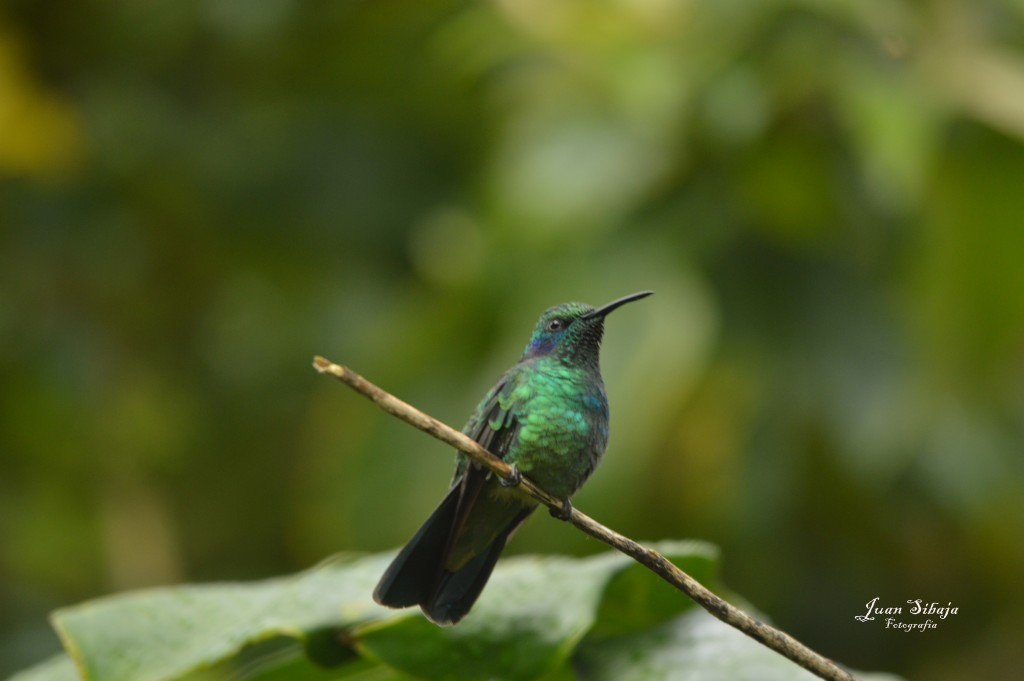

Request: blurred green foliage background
left=2, top=0, right=1023, bottom=678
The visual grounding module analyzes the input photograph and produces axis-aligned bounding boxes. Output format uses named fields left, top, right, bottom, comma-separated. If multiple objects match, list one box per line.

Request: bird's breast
left=509, top=370, right=609, bottom=498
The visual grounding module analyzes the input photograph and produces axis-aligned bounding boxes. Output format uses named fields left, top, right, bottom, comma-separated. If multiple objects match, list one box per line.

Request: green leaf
left=576, top=607, right=903, bottom=681
left=23, top=542, right=900, bottom=681
left=50, top=553, right=393, bottom=681
left=176, top=637, right=405, bottom=681
left=353, top=540, right=715, bottom=681
left=6, top=654, right=79, bottom=681
left=589, top=541, right=718, bottom=637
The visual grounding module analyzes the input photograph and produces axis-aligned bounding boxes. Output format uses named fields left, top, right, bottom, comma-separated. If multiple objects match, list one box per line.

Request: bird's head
left=521, top=291, right=653, bottom=367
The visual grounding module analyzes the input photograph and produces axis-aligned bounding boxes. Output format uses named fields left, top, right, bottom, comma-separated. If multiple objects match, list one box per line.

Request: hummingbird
left=372, top=291, right=652, bottom=625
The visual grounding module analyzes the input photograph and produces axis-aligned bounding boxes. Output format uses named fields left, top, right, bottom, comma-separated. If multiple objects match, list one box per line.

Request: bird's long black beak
left=582, top=290, right=654, bottom=319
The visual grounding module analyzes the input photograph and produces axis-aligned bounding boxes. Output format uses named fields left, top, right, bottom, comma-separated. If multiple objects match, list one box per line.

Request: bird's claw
left=549, top=498, right=573, bottom=520
left=500, top=464, right=523, bottom=488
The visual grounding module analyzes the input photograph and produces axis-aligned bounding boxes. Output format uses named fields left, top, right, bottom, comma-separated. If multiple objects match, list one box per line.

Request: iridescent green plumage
left=373, top=292, right=652, bottom=624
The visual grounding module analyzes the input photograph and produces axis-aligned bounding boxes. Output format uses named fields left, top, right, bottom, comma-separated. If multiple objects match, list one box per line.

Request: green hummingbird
left=373, top=291, right=653, bottom=625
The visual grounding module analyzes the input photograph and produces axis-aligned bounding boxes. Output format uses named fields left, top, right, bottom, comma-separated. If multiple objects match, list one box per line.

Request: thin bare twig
left=313, top=355, right=857, bottom=681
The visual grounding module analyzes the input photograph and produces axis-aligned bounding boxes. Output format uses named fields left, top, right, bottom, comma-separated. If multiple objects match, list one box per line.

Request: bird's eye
left=545, top=318, right=564, bottom=332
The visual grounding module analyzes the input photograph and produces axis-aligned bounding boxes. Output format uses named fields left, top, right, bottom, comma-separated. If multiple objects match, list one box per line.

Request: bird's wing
left=452, top=367, right=523, bottom=483
left=441, top=366, right=530, bottom=571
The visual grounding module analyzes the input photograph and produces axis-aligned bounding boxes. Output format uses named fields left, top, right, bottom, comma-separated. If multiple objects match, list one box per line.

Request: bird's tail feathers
left=421, top=507, right=533, bottom=625
left=373, top=486, right=533, bottom=625
left=373, top=485, right=461, bottom=608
